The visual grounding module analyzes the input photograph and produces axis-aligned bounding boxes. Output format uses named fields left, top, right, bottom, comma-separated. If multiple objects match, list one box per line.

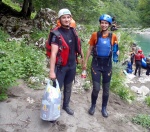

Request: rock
left=0, top=8, right=57, bottom=37
left=131, top=86, right=150, bottom=96
left=131, top=86, right=139, bottom=93
left=138, top=86, right=150, bottom=96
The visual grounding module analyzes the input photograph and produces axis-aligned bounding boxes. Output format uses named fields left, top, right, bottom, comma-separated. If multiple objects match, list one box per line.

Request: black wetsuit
left=51, top=27, right=77, bottom=107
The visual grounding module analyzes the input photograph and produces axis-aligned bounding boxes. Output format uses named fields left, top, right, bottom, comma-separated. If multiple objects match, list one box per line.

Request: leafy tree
left=102, top=0, right=140, bottom=27
left=1, top=0, right=142, bottom=27
left=138, top=0, right=150, bottom=27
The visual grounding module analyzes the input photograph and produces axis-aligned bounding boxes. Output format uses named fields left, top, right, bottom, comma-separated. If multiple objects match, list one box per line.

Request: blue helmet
left=99, top=14, right=112, bottom=25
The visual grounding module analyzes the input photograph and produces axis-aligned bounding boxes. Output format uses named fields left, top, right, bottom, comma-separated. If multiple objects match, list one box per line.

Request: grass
left=145, top=96, right=150, bottom=107
left=132, top=114, right=150, bottom=129
left=111, top=63, right=135, bottom=102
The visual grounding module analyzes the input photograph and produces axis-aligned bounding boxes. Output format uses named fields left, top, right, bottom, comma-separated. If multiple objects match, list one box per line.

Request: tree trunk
left=20, top=0, right=33, bottom=19
left=26, top=0, right=33, bottom=18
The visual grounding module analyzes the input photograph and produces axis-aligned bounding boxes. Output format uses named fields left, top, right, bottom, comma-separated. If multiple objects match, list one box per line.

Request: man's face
left=60, top=14, right=71, bottom=27
left=100, top=20, right=110, bottom=31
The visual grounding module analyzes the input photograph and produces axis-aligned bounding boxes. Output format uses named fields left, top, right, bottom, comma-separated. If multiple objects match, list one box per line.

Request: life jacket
left=46, top=27, right=81, bottom=66
left=134, top=53, right=144, bottom=61
left=92, top=31, right=112, bottom=58
left=113, top=43, right=118, bottom=62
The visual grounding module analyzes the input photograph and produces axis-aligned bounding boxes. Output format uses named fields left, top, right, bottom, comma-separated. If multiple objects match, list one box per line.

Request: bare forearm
left=50, top=54, right=56, bottom=73
left=49, top=44, right=58, bottom=79
left=84, top=46, right=93, bottom=68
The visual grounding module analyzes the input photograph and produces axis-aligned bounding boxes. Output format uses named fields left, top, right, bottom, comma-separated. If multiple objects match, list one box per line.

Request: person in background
left=111, top=16, right=118, bottom=31
left=134, top=49, right=145, bottom=77
left=49, top=8, right=83, bottom=115
left=83, top=14, right=119, bottom=117
left=146, top=54, right=150, bottom=76
left=130, top=51, right=135, bottom=69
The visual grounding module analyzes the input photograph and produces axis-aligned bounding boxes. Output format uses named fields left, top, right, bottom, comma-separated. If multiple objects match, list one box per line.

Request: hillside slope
left=0, top=73, right=150, bottom=132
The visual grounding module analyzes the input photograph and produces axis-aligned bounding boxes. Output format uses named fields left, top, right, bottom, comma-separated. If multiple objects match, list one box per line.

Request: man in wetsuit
left=49, top=8, right=83, bottom=115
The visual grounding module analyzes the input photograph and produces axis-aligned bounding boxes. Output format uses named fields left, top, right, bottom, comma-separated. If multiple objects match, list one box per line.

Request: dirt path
left=0, top=71, right=150, bottom=132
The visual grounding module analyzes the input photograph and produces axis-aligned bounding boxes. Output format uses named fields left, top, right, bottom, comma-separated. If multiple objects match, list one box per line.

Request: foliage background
left=3, top=0, right=150, bottom=27
left=8, top=0, right=142, bottom=27
left=1, top=0, right=148, bottom=99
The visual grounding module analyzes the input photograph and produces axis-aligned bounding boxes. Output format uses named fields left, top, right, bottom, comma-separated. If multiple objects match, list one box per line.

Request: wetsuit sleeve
left=111, top=33, right=118, bottom=46
left=51, top=35, right=59, bottom=45
left=88, top=32, right=97, bottom=46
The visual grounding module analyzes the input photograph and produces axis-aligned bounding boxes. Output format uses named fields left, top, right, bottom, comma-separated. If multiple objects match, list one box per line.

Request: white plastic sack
left=40, top=79, right=61, bottom=121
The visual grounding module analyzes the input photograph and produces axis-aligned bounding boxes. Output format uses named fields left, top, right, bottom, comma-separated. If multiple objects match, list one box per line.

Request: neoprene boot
left=62, top=106, right=74, bottom=115
left=101, top=82, right=110, bottom=117
left=101, top=106, right=108, bottom=117
left=88, top=104, right=96, bottom=115
left=62, top=83, right=74, bottom=115
left=88, top=81, right=100, bottom=115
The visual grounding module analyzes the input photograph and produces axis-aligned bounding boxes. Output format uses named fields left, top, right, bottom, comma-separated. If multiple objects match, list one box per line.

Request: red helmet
left=138, top=49, right=142, bottom=53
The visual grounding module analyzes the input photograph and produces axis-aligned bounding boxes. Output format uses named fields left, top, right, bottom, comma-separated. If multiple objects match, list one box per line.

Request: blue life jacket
left=126, top=61, right=133, bottom=73
left=127, top=61, right=132, bottom=69
left=113, top=43, right=118, bottom=52
left=93, top=32, right=112, bottom=57
left=113, top=43, right=118, bottom=62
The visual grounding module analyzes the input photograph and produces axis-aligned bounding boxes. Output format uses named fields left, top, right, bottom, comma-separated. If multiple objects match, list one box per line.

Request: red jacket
left=134, top=53, right=144, bottom=61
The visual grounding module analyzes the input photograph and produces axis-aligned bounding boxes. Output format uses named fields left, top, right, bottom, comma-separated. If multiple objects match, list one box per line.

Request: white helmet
left=58, top=8, right=71, bottom=18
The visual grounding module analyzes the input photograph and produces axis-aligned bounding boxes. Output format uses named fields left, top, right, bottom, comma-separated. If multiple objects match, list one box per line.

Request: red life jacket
left=134, top=53, right=144, bottom=60
left=46, top=27, right=81, bottom=66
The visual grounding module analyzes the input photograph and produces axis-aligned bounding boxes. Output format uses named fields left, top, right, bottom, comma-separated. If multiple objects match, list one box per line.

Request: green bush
left=30, top=28, right=49, bottom=42
left=0, top=29, right=46, bottom=100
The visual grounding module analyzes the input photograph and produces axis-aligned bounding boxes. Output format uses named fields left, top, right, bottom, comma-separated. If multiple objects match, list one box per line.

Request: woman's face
left=60, top=14, right=71, bottom=27
left=100, top=20, right=110, bottom=31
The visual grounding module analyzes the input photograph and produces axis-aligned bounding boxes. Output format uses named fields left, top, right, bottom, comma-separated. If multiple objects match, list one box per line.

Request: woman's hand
left=117, top=50, right=119, bottom=55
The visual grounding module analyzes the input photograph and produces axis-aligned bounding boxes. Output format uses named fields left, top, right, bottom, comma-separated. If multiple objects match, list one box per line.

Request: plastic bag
left=40, top=79, right=61, bottom=121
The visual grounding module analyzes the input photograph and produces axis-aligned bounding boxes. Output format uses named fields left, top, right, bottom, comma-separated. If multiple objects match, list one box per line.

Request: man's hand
left=49, top=71, right=56, bottom=80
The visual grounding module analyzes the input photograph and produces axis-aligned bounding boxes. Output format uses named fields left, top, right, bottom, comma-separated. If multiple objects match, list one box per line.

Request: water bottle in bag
left=81, top=70, right=87, bottom=78
left=40, top=79, right=61, bottom=121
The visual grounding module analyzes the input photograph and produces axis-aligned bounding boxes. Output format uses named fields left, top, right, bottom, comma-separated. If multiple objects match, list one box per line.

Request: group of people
left=130, top=49, right=150, bottom=77
left=48, top=8, right=119, bottom=118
